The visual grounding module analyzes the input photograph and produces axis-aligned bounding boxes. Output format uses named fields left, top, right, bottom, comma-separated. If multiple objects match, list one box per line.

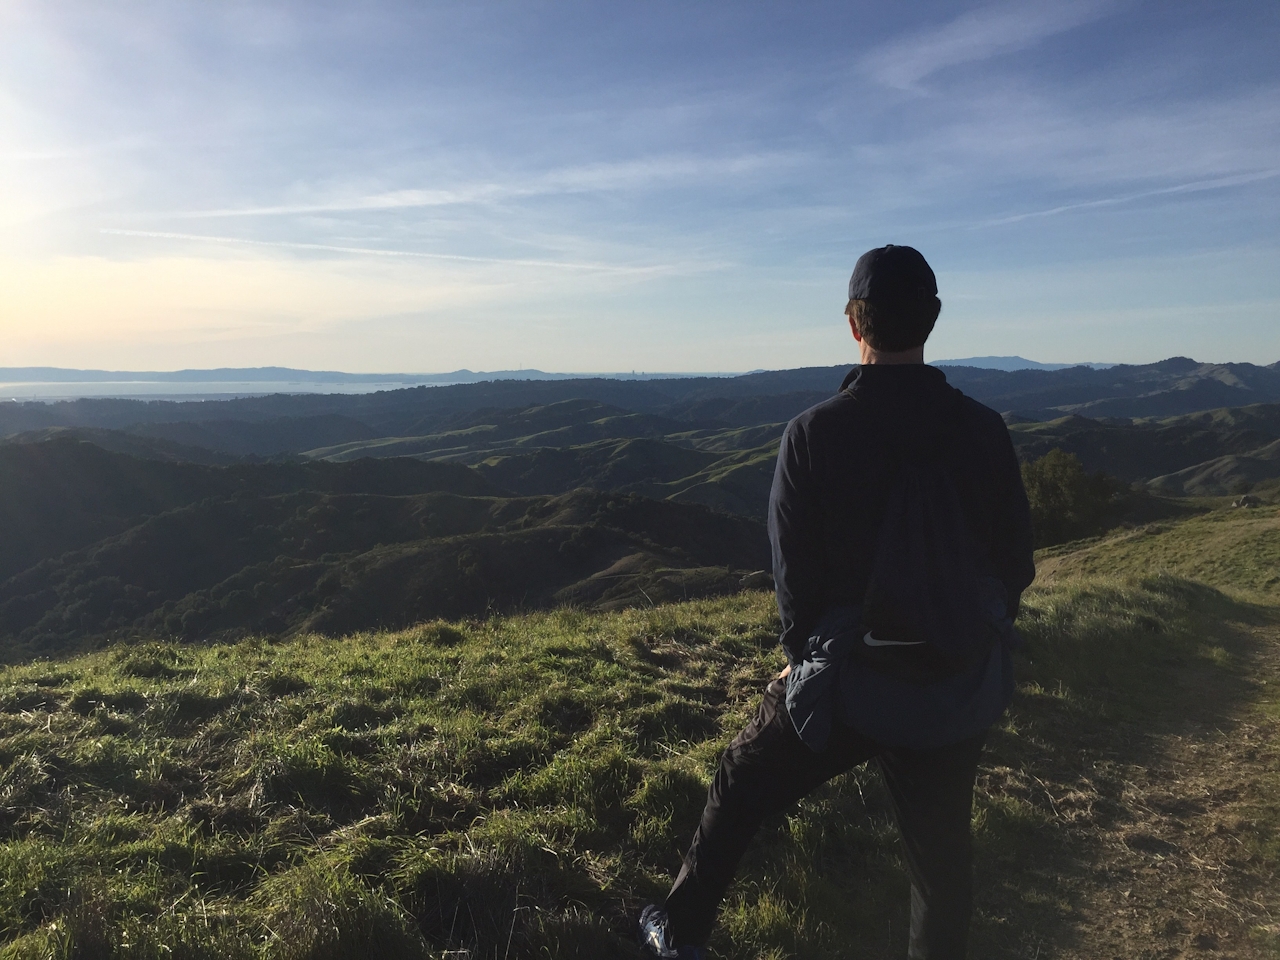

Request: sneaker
left=638, top=904, right=705, bottom=959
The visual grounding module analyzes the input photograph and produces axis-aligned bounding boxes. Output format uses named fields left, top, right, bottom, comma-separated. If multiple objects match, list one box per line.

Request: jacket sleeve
left=989, top=423, right=1036, bottom=620
left=769, top=418, right=826, bottom=665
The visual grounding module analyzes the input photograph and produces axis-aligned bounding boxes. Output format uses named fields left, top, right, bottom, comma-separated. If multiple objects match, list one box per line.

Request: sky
left=1, top=0, right=1278, bottom=373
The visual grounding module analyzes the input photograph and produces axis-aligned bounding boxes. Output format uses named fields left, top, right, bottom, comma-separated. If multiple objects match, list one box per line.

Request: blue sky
left=2, top=0, right=1278, bottom=372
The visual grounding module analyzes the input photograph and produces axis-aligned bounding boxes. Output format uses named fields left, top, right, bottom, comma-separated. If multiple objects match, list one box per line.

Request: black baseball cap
left=848, top=244, right=937, bottom=302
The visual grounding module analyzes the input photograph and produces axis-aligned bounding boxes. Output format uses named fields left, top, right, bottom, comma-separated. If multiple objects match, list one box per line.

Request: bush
left=1021, top=448, right=1125, bottom=547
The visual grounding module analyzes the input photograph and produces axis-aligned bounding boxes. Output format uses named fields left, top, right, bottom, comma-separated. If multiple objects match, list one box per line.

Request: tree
left=1021, top=448, right=1124, bottom=547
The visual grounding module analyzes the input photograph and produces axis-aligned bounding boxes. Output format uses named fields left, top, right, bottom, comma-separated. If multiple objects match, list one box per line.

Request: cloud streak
left=98, top=228, right=678, bottom=276
left=173, top=153, right=794, bottom=219
left=862, top=0, right=1119, bottom=90
left=975, top=169, right=1280, bottom=227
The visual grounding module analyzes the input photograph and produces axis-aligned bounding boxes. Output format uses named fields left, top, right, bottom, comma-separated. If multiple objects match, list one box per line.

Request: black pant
left=664, top=677, right=987, bottom=959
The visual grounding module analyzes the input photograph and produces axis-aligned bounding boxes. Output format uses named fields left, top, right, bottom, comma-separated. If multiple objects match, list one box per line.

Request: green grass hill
left=1006, top=402, right=1280, bottom=483
left=0, top=505, right=1277, bottom=958
left=1147, top=438, right=1280, bottom=496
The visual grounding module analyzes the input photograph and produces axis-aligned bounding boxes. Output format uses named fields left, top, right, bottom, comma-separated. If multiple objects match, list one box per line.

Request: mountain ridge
left=4, top=358, right=1279, bottom=435
left=934, top=355, right=1114, bottom=371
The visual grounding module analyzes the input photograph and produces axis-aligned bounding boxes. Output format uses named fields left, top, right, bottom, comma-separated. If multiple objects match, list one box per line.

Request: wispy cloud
left=861, top=84, right=1280, bottom=207
left=173, top=153, right=794, bottom=219
left=180, top=185, right=516, bottom=218
left=862, top=0, right=1119, bottom=91
left=0, top=133, right=149, bottom=163
left=975, top=169, right=1280, bottom=227
left=98, top=228, right=677, bottom=276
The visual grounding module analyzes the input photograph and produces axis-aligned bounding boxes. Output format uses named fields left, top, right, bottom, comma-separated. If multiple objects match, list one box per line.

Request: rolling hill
left=1005, top=403, right=1280, bottom=480
left=0, top=439, right=768, bottom=660
left=0, top=438, right=498, bottom=581
left=3, top=359, right=1280, bottom=509
left=304, top=400, right=702, bottom=463
left=1146, top=438, right=1280, bottom=496
left=5, top=361, right=1280, bottom=664
left=1, top=426, right=241, bottom=466
left=127, top=415, right=379, bottom=458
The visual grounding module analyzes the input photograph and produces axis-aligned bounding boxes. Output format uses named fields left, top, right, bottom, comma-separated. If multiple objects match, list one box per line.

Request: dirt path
left=1070, top=619, right=1280, bottom=959
left=983, top=617, right=1280, bottom=959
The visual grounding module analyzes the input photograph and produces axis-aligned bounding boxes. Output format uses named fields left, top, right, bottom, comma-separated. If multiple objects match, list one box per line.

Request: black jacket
left=769, top=364, right=1035, bottom=666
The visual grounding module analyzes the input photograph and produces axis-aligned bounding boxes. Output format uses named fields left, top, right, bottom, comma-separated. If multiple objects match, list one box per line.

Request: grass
left=1036, top=503, right=1280, bottom=596
left=0, top=506, right=1277, bottom=958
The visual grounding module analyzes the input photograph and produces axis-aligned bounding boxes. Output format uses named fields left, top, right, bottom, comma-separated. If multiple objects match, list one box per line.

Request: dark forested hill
left=0, top=438, right=498, bottom=581
left=3, top=426, right=240, bottom=466
left=127, top=414, right=378, bottom=457
left=0, top=440, right=768, bottom=659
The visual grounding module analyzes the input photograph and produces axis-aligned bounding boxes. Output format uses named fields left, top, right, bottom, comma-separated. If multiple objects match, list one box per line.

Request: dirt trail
left=989, top=618, right=1280, bottom=959
left=1076, top=619, right=1280, bottom=959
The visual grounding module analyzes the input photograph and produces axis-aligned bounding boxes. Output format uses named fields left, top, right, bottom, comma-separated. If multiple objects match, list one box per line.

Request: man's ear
left=847, top=314, right=862, bottom=343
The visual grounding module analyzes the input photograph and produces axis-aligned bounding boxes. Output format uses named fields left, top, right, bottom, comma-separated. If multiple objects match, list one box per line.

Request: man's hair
left=845, top=297, right=941, bottom=352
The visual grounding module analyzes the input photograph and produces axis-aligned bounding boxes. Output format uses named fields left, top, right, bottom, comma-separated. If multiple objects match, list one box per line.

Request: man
left=639, top=245, right=1035, bottom=959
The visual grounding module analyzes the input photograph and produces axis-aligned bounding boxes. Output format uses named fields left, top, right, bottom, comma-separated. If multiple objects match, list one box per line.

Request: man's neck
left=858, top=342, right=925, bottom=365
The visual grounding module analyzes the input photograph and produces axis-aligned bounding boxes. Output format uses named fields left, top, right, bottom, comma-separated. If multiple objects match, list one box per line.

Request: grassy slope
left=1036, top=504, right=1280, bottom=595
left=1147, top=438, right=1280, bottom=496
left=0, top=510, right=1277, bottom=958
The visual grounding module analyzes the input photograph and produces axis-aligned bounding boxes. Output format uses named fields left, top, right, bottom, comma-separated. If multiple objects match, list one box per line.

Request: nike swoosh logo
left=863, top=631, right=925, bottom=648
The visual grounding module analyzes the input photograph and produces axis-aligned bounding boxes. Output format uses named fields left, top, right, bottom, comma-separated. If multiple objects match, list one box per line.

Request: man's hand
left=777, top=664, right=792, bottom=680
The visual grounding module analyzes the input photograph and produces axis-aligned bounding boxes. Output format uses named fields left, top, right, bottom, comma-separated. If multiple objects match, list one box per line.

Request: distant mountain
left=0, top=365, right=441, bottom=384
left=0, top=366, right=732, bottom=386
left=5, top=358, right=1279, bottom=438
left=935, top=356, right=1114, bottom=371
left=941, top=358, right=1280, bottom=419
